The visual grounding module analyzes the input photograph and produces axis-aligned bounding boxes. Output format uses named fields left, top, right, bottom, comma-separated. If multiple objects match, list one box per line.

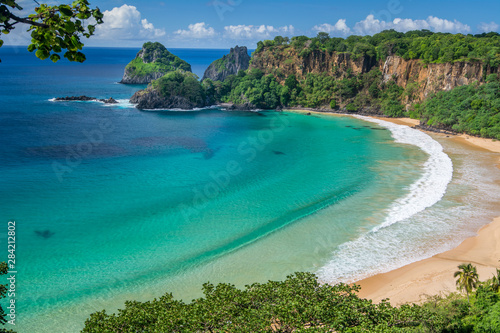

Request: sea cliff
left=202, top=46, right=251, bottom=82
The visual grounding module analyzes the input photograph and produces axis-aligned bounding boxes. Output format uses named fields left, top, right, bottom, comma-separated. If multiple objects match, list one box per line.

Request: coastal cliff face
left=250, top=46, right=497, bottom=104
left=202, top=46, right=251, bottom=81
left=121, top=42, right=192, bottom=84
left=380, top=56, right=496, bottom=102
left=250, top=47, right=376, bottom=81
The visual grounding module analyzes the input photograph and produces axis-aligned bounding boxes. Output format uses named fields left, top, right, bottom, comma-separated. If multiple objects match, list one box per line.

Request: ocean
left=1, top=46, right=500, bottom=332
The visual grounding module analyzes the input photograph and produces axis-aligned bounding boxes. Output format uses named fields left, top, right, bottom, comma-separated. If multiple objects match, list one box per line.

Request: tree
left=454, top=263, right=479, bottom=303
left=0, top=0, right=103, bottom=62
left=491, top=268, right=500, bottom=293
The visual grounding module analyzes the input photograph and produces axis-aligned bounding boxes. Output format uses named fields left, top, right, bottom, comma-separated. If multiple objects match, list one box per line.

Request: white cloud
left=313, top=20, right=351, bottom=35
left=353, top=15, right=471, bottom=35
left=477, top=21, right=499, bottom=33
left=94, top=5, right=165, bottom=41
left=174, top=22, right=217, bottom=39
left=426, top=16, right=470, bottom=33
left=223, top=25, right=295, bottom=40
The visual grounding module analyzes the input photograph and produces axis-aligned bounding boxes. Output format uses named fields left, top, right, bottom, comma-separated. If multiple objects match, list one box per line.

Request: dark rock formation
left=202, top=46, right=251, bottom=82
left=130, top=89, right=203, bottom=110
left=55, top=96, right=118, bottom=104
left=221, top=102, right=257, bottom=111
left=120, top=42, right=192, bottom=84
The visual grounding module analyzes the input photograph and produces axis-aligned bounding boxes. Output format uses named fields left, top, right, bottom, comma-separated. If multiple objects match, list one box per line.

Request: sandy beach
left=357, top=117, right=500, bottom=305
left=288, top=110, right=500, bottom=305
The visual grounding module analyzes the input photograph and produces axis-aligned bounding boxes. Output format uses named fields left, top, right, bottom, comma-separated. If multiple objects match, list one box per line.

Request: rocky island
left=202, top=45, right=251, bottom=82
left=120, top=42, right=191, bottom=84
left=130, top=70, right=212, bottom=110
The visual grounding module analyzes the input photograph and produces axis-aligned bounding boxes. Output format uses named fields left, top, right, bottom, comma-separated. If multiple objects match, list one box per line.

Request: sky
left=4, top=0, right=500, bottom=49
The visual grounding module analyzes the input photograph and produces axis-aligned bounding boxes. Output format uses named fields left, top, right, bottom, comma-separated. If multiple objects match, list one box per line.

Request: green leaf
left=64, top=21, right=75, bottom=34
left=59, top=5, right=74, bottom=17
left=35, top=49, right=50, bottom=60
left=0, top=39, right=3, bottom=48
left=27, top=44, right=36, bottom=52
left=50, top=54, right=61, bottom=63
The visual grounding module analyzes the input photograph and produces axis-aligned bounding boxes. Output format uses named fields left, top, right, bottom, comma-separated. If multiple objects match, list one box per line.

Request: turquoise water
left=1, top=47, right=500, bottom=332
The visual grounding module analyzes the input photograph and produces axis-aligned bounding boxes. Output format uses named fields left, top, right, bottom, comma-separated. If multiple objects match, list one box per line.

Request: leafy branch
left=0, top=0, right=103, bottom=62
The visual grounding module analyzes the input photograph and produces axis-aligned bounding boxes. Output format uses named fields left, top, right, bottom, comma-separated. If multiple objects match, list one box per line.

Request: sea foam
left=318, top=116, right=453, bottom=283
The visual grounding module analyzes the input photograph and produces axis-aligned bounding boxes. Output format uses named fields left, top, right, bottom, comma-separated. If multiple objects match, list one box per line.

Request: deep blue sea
left=1, top=46, right=500, bottom=332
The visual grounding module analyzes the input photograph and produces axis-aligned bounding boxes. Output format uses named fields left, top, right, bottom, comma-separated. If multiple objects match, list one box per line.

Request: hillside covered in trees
left=130, top=30, right=500, bottom=139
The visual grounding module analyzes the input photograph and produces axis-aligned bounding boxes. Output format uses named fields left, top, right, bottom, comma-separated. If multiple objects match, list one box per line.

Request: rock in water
left=55, top=96, right=119, bottom=104
left=202, top=46, right=251, bottom=82
left=120, top=42, right=192, bottom=84
left=130, top=70, right=211, bottom=110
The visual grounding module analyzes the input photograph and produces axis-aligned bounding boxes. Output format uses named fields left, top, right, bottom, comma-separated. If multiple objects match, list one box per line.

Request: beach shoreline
left=287, top=109, right=500, bottom=305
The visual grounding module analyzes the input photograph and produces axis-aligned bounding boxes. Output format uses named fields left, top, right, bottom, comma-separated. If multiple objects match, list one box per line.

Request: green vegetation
left=211, top=68, right=283, bottom=109
left=0, top=0, right=103, bottom=62
left=214, top=30, right=500, bottom=138
left=416, top=74, right=500, bottom=139
left=210, top=66, right=405, bottom=114
left=125, top=42, right=191, bottom=79
left=82, top=264, right=500, bottom=332
left=212, top=56, right=234, bottom=73
left=150, top=70, right=211, bottom=106
left=454, top=263, right=479, bottom=303
left=256, top=30, right=500, bottom=67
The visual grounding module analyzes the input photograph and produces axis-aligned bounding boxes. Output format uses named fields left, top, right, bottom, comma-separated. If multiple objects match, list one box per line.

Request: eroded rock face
left=202, top=46, right=251, bottom=82
left=380, top=56, right=490, bottom=101
left=130, top=89, right=203, bottom=110
left=120, top=71, right=166, bottom=85
left=250, top=46, right=498, bottom=104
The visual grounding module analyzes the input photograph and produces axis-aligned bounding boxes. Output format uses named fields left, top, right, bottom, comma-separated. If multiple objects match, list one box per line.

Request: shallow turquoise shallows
left=3, top=47, right=499, bottom=333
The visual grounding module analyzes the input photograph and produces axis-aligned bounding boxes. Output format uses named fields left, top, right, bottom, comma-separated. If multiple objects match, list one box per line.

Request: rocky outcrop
left=120, top=42, right=192, bottom=84
left=55, top=96, right=118, bottom=104
left=121, top=71, right=165, bottom=85
left=202, top=46, right=251, bottom=81
left=380, top=56, right=492, bottom=101
left=250, top=46, right=498, bottom=104
left=130, top=88, right=206, bottom=110
left=219, top=102, right=257, bottom=111
left=249, top=47, right=377, bottom=83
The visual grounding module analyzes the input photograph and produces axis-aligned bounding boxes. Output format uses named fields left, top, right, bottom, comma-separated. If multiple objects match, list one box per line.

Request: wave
left=357, top=116, right=453, bottom=232
left=141, top=105, right=221, bottom=112
left=318, top=116, right=453, bottom=283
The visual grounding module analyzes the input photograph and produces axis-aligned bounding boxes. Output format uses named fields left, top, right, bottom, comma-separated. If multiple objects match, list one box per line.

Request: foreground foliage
left=0, top=0, right=103, bottom=62
left=81, top=272, right=474, bottom=332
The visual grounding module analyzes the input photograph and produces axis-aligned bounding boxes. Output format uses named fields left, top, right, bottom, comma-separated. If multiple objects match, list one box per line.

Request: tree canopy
left=0, top=0, right=103, bottom=62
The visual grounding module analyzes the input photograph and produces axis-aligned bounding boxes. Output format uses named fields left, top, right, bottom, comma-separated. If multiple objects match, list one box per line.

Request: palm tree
left=490, top=268, right=500, bottom=293
left=454, top=263, right=479, bottom=303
